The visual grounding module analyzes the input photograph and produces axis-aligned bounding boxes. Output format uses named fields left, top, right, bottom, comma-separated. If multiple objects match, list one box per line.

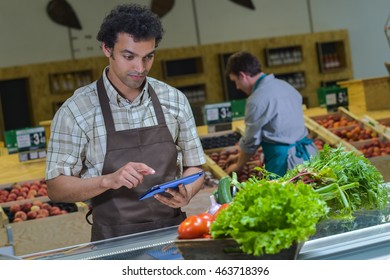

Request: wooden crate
left=200, top=130, right=241, bottom=150
left=362, top=115, right=390, bottom=139
left=0, top=154, right=46, bottom=185
left=0, top=201, right=91, bottom=256
left=307, top=107, right=386, bottom=152
left=347, top=137, right=390, bottom=182
left=204, top=154, right=229, bottom=179
left=304, top=115, right=343, bottom=148
left=175, top=238, right=301, bottom=260
left=0, top=178, right=48, bottom=207
left=362, top=76, right=390, bottom=111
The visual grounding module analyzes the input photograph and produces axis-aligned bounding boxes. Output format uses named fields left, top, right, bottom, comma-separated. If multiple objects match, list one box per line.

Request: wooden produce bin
left=0, top=178, right=47, bottom=206
left=308, top=108, right=390, bottom=181
left=304, top=115, right=345, bottom=148
left=0, top=154, right=46, bottom=185
left=359, top=76, right=390, bottom=111
left=0, top=201, right=91, bottom=256
left=199, top=130, right=241, bottom=151
left=199, top=129, right=243, bottom=180
left=348, top=137, right=390, bottom=182
left=362, top=115, right=390, bottom=139
left=307, top=107, right=380, bottom=152
left=338, top=76, right=390, bottom=113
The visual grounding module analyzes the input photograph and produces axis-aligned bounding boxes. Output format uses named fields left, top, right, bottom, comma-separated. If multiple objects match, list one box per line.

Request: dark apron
left=88, top=77, right=186, bottom=242
left=261, top=137, right=314, bottom=177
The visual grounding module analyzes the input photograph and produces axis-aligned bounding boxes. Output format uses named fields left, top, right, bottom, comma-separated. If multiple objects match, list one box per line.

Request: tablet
left=139, top=171, right=204, bottom=200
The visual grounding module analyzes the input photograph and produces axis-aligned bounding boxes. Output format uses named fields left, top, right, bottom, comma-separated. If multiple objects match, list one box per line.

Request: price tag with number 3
left=16, top=127, right=47, bottom=162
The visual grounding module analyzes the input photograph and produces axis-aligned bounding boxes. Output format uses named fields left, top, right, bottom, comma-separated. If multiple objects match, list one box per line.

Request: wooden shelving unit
left=49, top=70, right=93, bottom=95
left=264, top=45, right=303, bottom=67
left=0, top=29, right=353, bottom=140
left=316, top=40, right=347, bottom=73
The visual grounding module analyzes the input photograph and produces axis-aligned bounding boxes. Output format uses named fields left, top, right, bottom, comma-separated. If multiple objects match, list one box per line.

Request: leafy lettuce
left=210, top=179, right=328, bottom=256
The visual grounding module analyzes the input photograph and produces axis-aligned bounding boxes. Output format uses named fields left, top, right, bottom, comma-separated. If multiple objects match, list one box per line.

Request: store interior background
left=0, top=0, right=389, bottom=257
left=0, top=0, right=389, bottom=79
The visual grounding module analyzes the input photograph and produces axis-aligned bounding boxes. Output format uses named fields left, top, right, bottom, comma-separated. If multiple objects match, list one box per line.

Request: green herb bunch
left=210, top=179, right=328, bottom=256
left=280, top=144, right=387, bottom=219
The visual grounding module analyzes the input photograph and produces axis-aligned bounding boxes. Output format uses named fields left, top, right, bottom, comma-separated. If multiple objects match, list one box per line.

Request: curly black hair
left=97, top=4, right=164, bottom=49
left=225, top=51, right=262, bottom=77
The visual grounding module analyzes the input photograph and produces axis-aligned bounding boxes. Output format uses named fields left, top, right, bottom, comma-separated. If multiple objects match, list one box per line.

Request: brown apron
left=88, top=77, right=186, bottom=242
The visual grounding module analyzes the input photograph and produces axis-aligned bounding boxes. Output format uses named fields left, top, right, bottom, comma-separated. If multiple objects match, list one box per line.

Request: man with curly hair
left=46, top=4, right=205, bottom=241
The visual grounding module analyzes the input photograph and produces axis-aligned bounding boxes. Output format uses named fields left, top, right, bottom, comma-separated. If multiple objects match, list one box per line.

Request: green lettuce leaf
left=210, top=179, right=328, bottom=256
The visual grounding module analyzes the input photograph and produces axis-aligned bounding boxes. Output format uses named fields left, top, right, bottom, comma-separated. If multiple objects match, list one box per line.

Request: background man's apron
left=88, top=78, right=186, bottom=242
left=261, top=137, right=317, bottom=177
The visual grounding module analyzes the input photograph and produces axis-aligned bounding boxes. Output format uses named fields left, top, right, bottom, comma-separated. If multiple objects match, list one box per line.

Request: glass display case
left=17, top=183, right=390, bottom=260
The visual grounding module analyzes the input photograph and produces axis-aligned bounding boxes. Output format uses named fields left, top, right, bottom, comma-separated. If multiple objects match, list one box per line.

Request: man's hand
left=225, top=162, right=241, bottom=175
left=154, top=183, right=192, bottom=208
left=102, top=162, right=155, bottom=190
left=225, top=153, right=239, bottom=168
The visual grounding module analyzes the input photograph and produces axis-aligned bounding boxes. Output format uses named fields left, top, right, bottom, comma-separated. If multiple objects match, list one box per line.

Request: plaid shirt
left=46, top=68, right=205, bottom=180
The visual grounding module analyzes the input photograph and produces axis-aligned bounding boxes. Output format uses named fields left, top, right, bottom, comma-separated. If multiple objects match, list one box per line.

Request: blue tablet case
left=139, top=171, right=204, bottom=200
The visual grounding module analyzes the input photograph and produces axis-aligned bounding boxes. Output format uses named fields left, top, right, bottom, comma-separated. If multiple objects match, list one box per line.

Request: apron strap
left=97, top=77, right=116, bottom=134
left=148, top=85, right=166, bottom=125
left=97, top=78, right=167, bottom=134
left=85, top=208, right=93, bottom=225
left=294, top=137, right=313, bottom=161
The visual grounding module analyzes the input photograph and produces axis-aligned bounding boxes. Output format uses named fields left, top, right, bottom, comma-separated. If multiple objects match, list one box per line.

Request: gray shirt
left=240, top=74, right=308, bottom=154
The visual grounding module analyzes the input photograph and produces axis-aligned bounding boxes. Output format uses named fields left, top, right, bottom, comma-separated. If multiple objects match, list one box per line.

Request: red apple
left=19, top=191, right=27, bottom=198
left=27, top=189, right=37, bottom=197
left=7, top=193, right=17, bottom=200
left=13, top=217, right=24, bottom=223
left=9, top=204, right=21, bottom=214
left=41, top=203, right=52, bottom=211
left=0, top=189, right=9, bottom=196
left=20, top=186, right=30, bottom=193
left=37, top=208, right=49, bottom=217
left=49, top=206, right=61, bottom=216
left=14, top=211, right=27, bottom=221
left=32, top=200, right=43, bottom=207
left=37, top=188, right=47, bottom=196
left=29, top=184, right=39, bottom=191
left=27, top=211, right=37, bottom=219
left=21, top=202, right=32, bottom=212
left=10, top=188, right=20, bottom=195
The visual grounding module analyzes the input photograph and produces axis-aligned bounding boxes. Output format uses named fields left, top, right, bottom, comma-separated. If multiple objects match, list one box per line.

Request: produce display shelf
left=19, top=183, right=390, bottom=260
left=0, top=200, right=90, bottom=256
left=362, top=115, right=390, bottom=139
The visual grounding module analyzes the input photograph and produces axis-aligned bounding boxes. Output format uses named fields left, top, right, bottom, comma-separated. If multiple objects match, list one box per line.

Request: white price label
left=204, top=102, right=232, bottom=125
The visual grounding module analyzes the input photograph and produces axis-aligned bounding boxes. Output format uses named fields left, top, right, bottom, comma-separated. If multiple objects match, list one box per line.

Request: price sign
left=204, top=102, right=233, bottom=133
left=15, top=127, right=46, bottom=162
left=204, top=102, right=232, bottom=125
left=317, top=86, right=348, bottom=112
left=325, top=87, right=348, bottom=112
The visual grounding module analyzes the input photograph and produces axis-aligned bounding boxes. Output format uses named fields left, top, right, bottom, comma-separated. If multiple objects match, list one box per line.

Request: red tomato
left=197, top=212, right=215, bottom=233
left=197, top=212, right=215, bottom=223
left=178, top=215, right=208, bottom=239
left=213, top=203, right=230, bottom=218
